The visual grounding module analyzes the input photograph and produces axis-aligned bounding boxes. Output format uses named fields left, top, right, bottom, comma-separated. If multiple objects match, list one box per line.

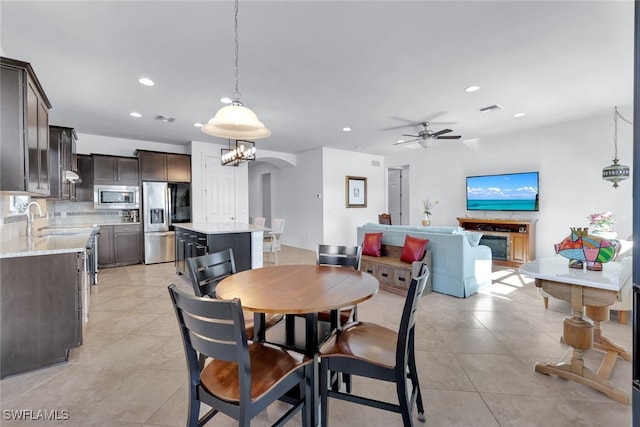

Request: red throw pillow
left=400, top=235, right=429, bottom=263
left=362, top=232, right=383, bottom=257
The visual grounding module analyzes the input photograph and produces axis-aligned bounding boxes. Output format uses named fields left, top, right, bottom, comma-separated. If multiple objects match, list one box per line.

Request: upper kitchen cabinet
left=92, top=154, right=139, bottom=186
left=136, top=150, right=191, bottom=182
left=74, top=154, right=93, bottom=202
left=48, top=126, right=78, bottom=200
left=0, top=57, right=52, bottom=196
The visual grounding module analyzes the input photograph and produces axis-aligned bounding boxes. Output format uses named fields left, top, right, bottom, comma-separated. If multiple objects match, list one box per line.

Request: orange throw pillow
left=400, top=235, right=429, bottom=263
left=362, top=232, right=383, bottom=257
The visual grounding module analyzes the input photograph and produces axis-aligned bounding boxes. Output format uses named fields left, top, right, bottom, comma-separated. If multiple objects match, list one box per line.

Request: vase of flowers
left=587, top=211, right=617, bottom=239
left=422, top=198, right=438, bottom=226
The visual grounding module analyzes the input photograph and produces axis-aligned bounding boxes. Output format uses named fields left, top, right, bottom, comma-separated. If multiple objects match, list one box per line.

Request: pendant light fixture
left=202, top=0, right=270, bottom=141
left=221, top=139, right=256, bottom=167
left=602, top=106, right=632, bottom=188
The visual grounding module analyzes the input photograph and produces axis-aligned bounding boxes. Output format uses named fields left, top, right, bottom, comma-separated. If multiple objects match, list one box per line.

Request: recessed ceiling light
left=129, top=112, right=142, bottom=118
left=342, top=127, right=352, bottom=132
left=463, top=138, right=479, bottom=143
left=397, top=139, right=405, bottom=143
left=193, top=122, right=204, bottom=127
left=513, top=112, right=526, bottom=118
left=138, top=77, right=154, bottom=86
left=465, top=85, right=480, bottom=93
left=220, top=97, right=232, bottom=104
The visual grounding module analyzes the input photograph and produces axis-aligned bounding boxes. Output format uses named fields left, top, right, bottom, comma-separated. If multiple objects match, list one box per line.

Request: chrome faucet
left=24, top=201, right=45, bottom=237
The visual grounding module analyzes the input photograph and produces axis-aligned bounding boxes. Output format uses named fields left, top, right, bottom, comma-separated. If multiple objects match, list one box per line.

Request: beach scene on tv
left=466, top=172, right=539, bottom=211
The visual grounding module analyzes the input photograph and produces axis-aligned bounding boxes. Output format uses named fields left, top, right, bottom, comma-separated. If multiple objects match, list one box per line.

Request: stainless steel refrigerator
left=143, top=181, right=191, bottom=264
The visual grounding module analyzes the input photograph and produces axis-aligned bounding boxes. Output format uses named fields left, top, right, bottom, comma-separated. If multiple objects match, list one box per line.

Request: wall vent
left=155, top=115, right=175, bottom=123
left=479, top=104, right=503, bottom=113
left=372, top=160, right=381, bottom=167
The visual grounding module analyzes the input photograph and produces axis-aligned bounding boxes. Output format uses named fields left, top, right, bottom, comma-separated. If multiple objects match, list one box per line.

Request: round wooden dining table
left=216, top=264, right=379, bottom=426
left=216, top=264, right=379, bottom=316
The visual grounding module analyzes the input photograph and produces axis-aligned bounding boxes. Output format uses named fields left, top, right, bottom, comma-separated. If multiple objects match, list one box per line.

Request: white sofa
left=357, top=224, right=493, bottom=298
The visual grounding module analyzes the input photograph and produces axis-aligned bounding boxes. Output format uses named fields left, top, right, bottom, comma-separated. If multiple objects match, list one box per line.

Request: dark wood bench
left=360, top=244, right=432, bottom=296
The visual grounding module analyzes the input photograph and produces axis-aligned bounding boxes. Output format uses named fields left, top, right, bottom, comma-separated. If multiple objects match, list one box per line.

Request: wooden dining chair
left=168, top=285, right=312, bottom=427
left=254, top=216, right=266, bottom=227
left=315, top=244, right=362, bottom=326
left=186, top=248, right=236, bottom=298
left=378, top=213, right=392, bottom=225
left=186, top=250, right=284, bottom=356
left=319, top=264, right=430, bottom=426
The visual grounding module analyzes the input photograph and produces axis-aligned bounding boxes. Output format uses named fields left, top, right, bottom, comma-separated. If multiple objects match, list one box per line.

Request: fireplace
left=479, top=235, right=508, bottom=261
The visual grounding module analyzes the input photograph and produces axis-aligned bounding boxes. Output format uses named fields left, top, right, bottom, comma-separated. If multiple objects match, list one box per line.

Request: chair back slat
left=396, top=264, right=429, bottom=364
left=169, top=285, right=248, bottom=364
left=187, top=249, right=237, bottom=297
left=378, top=213, right=392, bottom=225
left=254, top=217, right=266, bottom=227
left=317, top=244, right=362, bottom=270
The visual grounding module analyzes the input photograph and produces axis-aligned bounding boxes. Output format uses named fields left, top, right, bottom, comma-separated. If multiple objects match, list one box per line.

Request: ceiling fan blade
left=431, top=129, right=452, bottom=137
left=393, top=138, right=421, bottom=145
left=435, top=135, right=462, bottom=139
left=381, top=117, right=422, bottom=130
left=401, top=133, right=420, bottom=138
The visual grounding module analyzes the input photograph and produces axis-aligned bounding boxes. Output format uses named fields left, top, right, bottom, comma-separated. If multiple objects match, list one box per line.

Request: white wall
left=276, top=148, right=324, bottom=250
left=248, top=147, right=386, bottom=250
left=321, top=148, right=386, bottom=246
left=77, top=133, right=188, bottom=156
left=386, top=106, right=633, bottom=258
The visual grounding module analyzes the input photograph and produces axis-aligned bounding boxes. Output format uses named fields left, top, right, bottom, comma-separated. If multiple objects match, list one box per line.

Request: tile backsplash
left=0, top=195, right=133, bottom=243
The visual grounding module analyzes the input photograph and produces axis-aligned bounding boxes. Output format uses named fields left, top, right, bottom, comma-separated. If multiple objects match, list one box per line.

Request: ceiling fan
left=393, top=122, right=461, bottom=147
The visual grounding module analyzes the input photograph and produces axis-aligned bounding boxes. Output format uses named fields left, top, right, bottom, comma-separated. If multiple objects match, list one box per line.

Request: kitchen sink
left=37, top=231, right=84, bottom=237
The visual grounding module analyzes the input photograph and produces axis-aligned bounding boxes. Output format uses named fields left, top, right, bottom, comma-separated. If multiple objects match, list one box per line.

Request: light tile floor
left=1, top=246, right=633, bottom=426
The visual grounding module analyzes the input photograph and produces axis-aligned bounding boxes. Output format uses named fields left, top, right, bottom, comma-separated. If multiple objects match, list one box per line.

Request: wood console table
left=520, top=257, right=631, bottom=405
left=458, top=217, right=537, bottom=267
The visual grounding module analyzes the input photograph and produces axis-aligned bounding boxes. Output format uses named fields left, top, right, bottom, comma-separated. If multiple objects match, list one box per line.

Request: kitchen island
left=174, top=222, right=267, bottom=276
left=0, top=226, right=98, bottom=378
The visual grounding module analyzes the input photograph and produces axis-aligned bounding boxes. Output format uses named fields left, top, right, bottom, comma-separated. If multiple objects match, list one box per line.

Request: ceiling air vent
left=479, top=104, right=503, bottom=113
left=155, top=115, right=175, bottom=123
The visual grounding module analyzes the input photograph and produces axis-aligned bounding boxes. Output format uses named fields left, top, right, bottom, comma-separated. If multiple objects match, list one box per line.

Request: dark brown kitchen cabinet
left=48, top=126, right=78, bottom=200
left=98, top=224, right=141, bottom=268
left=137, top=150, right=191, bottom=182
left=1, top=252, right=82, bottom=378
left=93, top=154, right=139, bottom=186
left=0, top=57, right=51, bottom=196
left=75, top=154, right=93, bottom=202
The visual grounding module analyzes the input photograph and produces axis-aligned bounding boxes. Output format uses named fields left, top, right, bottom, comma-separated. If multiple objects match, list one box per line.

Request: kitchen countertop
left=0, top=225, right=99, bottom=259
left=174, top=222, right=268, bottom=234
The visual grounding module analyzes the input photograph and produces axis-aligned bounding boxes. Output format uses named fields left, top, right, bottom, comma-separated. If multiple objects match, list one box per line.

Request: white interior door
left=388, top=169, right=402, bottom=225
left=204, top=155, right=236, bottom=222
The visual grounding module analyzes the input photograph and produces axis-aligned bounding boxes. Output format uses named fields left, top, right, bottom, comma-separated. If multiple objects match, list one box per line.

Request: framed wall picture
left=346, top=176, right=367, bottom=208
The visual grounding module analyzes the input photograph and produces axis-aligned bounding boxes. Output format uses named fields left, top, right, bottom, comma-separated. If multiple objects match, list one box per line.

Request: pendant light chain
left=613, top=106, right=633, bottom=160
left=233, top=0, right=241, bottom=103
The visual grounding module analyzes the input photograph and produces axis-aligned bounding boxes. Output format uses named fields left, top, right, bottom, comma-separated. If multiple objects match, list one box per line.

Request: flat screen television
left=466, top=171, right=539, bottom=211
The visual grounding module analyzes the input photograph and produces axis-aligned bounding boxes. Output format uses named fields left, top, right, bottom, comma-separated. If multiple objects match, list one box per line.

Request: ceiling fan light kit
left=201, top=0, right=270, bottom=164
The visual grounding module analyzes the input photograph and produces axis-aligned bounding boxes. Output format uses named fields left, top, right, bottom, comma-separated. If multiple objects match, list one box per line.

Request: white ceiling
left=0, top=1, right=634, bottom=156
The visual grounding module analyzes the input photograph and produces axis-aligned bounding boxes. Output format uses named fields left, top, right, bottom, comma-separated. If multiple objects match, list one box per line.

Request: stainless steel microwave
left=94, top=185, right=140, bottom=210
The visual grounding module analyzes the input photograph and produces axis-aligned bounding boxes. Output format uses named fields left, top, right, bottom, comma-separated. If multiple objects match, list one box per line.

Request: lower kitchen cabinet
left=98, top=224, right=141, bottom=268
left=175, top=228, right=207, bottom=276
left=174, top=226, right=252, bottom=276
left=1, top=252, right=82, bottom=378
